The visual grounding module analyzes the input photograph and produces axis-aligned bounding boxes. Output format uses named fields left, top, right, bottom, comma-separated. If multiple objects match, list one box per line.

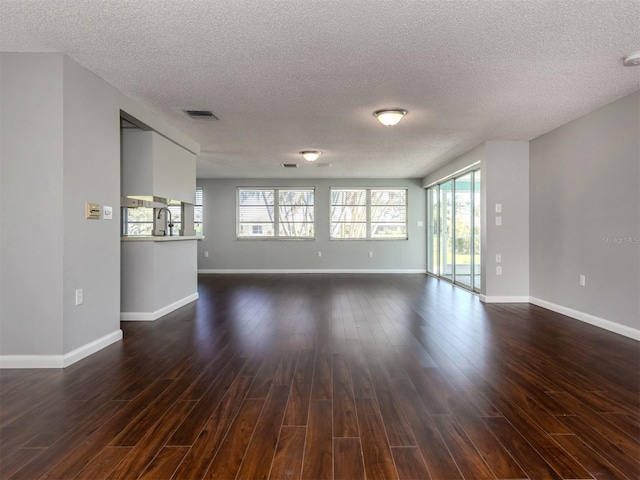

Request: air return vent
left=281, top=163, right=299, bottom=168
left=184, top=110, right=218, bottom=120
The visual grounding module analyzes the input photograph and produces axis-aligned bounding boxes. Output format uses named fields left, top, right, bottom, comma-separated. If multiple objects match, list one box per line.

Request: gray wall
left=483, top=141, right=530, bottom=299
left=62, top=56, right=122, bottom=353
left=197, top=178, right=426, bottom=272
left=1, top=53, right=200, bottom=362
left=530, top=91, right=640, bottom=330
left=1, top=54, right=65, bottom=355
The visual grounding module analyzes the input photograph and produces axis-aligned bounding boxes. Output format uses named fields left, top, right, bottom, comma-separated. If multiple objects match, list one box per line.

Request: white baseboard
left=479, top=295, right=530, bottom=303
left=529, top=297, right=640, bottom=341
left=0, top=329, right=123, bottom=369
left=198, top=269, right=427, bottom=274
left=120, top=292, right=199, bottom=321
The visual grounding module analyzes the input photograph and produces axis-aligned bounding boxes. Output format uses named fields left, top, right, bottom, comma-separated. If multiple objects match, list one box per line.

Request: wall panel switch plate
left=417, top=221, right=423, bottom=227
left=85, top=203, right=100, bottom=219
left=103, top=206, right=113, bottom=220
left=579, top=275, right=586, bottom=286
left=496, top=254, right=502, bottom=263
left=317, top=251, right=322, bottom=257
left=495, top=216, right=502, bottom=226
left=495, top=203, right=502, bottom=213
left=204, top=251, right=209, bottom=257
left=75, top=288, right=83, bottom=305
left=368, top=251, right=373, bottom=257
left=496, top=266, right=502, bottom=275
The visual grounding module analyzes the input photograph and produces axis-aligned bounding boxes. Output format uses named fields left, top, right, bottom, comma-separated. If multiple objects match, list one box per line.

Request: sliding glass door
left=454, top=173, right=472, bottom=288
left=427, top=186, right=440, bottom=275
left=426, top=169, right=481, bottom=293
left=439, top=181, right=454, bottom=281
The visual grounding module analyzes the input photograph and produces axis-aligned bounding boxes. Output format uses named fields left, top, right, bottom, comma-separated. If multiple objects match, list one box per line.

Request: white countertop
left=121, top=235, right=204, bottom=242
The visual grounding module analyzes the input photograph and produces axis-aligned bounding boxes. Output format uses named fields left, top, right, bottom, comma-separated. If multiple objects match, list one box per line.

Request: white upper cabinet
left=122, top=129, right=196, bottom=204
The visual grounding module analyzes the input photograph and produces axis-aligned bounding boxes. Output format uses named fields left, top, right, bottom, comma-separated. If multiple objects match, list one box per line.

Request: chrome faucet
left=157, top=207, right=174, bottom=236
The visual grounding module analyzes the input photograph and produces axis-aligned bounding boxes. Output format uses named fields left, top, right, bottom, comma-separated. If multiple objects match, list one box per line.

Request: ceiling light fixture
left=623, top=52, right=640, bottom=66
left=374, top=109, right=407, bottom=126
left=300, top=150, right=322, bottom=162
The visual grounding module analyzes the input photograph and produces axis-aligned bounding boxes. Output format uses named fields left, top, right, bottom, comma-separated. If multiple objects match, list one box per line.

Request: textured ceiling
left=2, top=0, right=639, bottom=178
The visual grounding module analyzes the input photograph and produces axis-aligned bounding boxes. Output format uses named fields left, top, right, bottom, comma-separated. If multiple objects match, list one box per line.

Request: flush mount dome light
left=300, top=150, right=322, bottom=162
left=623, top=52, right=640, bottom=66
left=374, top=109, right=407, bottom=126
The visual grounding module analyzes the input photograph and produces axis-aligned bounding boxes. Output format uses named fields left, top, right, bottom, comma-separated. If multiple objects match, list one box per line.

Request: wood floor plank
left=302, top=400, right=333, bottom=480
left=301, top=400, right=333, bottom=480
left=391, top=447, right=431, bottom=480
left=105, top=400, right=196, bottom=479
left=332, top=354, right=359, bottom=437
left=72, top=447, right=132, bottom=480
left=236, top=385, right=291, bottom=480
left=283, top=349, right=315, bottom=426
left=138, top=446, right=189, bottom=480
left=202, top=398, right=265, bottom=480
left=269, top=426, right=306, bottom=480
left=431, top=414, right=496, bottom=479
left=355, top=397, right=399, bottom=480
left=551, top=434, right=632, bottom=480
left=484, top=416, right=563, bottom=480
left=170, top=375, right=253, bottom=479
left=167, top=356, right=249, bottom=446
left=392, top=377, right=463, bottom=479
left=334, top=438, right=366, bottom=480
left=368, top=358, right=416, bottom=446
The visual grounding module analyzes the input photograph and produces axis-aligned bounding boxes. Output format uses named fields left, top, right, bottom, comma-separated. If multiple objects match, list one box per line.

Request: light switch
left=495, top=203, right=502, bottom=213
left=85, top=203, right=100, bottom=219
left=103, top=206, right=113, bottom=220
left=417, top=221, right=424, bottom=227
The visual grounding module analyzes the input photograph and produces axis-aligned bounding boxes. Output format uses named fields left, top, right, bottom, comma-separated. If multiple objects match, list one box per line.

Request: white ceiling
left=2, top=0, right=639, bottom=179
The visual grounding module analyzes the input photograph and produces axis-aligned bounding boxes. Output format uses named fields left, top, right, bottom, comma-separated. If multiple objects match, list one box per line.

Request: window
left=330, top=188, right=407, bottom=240
left=167, top=200, right=181, bottom=236
left=237, top=188, right=314, bottom=239
left=195, top=187, right=203, bottom=236
left=122, top=207, right=154, bottom=236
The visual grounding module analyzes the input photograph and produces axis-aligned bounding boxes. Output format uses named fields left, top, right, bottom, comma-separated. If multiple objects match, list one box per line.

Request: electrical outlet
left=496, top=266, right=502, bottom=276
left=496, top=254, right=501, bottom=263
left=75, top=288, right=83, bottom=306
left=204, top=251, right=209, bottom=258
left=495, top=216, right=502, bottom=226
left=368, top=251, right=373, bottom=258
left=579, top=274, right=585, bottom=287
left=317, top=251, right=322, bottom=257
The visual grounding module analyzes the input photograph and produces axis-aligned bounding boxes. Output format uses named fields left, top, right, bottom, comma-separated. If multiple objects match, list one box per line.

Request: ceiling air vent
left=281, top=163, right=299, bottom=168
left=184, top=110, right=218, bottom=120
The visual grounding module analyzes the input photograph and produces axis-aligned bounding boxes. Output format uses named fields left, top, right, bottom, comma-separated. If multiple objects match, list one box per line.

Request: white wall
left=197, top=178, right=426, bottom=272
left=0, top=53, right=200, bottom=367
left=530, top=91, right=639, bottom=334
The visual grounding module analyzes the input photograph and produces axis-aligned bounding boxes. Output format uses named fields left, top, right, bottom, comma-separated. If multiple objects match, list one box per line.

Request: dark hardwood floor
left=1, top=274, right=639, bottom=480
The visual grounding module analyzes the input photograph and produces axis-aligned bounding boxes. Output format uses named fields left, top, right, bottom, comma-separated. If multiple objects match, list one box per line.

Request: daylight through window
left=237, top=188, right=315, bottom=239
left=330, top=188, right=407, bottom=240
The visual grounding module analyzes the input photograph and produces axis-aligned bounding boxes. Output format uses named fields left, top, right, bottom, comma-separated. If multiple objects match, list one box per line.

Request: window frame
left=194, top=186, right=203, bottom=236
left=236, top=187, right=316, bottom=240
left=330, top=187, right=409, bottom=241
